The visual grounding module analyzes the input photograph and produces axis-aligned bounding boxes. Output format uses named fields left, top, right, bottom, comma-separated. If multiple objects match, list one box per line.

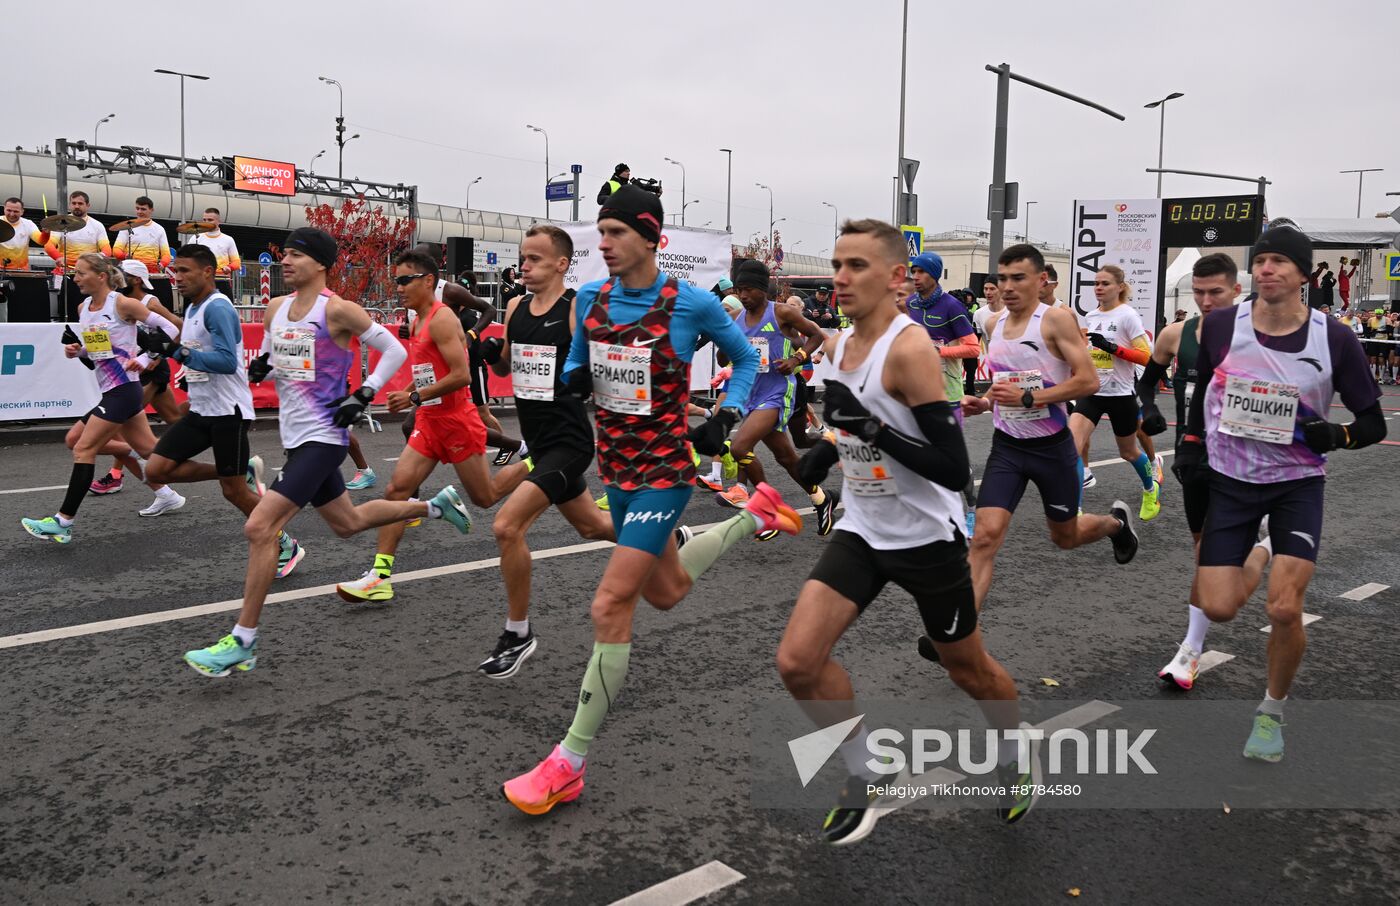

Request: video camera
left=629, top=177, right=663, bottom=196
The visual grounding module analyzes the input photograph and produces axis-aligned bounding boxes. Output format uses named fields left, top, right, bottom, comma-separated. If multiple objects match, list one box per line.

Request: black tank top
left=1174, top=316, right=1200, bottom=442
left=507, top=292, right=594, bottom=454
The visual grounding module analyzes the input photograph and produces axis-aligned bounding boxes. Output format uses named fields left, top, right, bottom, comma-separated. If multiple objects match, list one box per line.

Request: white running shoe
left=247, top=455, right=266, bottom=497
left=1153, top=454, right=1166, bottom=486
left=139, top=491, right=186, bottom=517
left=1081, top=468, right=1097, bottom=490
left=1157, top=643, right=1200, bottom=691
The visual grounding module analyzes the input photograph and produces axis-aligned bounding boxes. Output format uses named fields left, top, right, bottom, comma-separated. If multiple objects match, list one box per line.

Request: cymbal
left=41, top=213, right=86, bottom=233
left=176, top=221, right=215, bottom=235
left=109, top=218, right=152, bottom=233
left=0, top=221, right=13, bottom=242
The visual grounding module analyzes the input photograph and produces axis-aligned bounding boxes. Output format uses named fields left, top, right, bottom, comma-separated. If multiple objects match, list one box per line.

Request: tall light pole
left=525, top=124, right=549, bottom=219
left=821, top=200, right=838, bottom=244
left=1341, top=168, right=1383, bottom=218
left=756, top=182, right=774, bottom=251
left=317, top=76, right=346, bottom=181
left=664, top=157, right=687, bottom=225
left=465, top=176, right=482, bottom=227
left=1144, top=91, right=1184, bottom=198
left=675, top=200, right=700, bottom=225
left=154, top=69, right=209, bottom=221
left=895, top=0, right=909, bottom=222
left=719, top=148, right=733, bottom=232
left=309, top=149, right=326, bottom=174
left=93, top=113, right=115, bottom=146
left=1023, top=200, right=1037, bottom=243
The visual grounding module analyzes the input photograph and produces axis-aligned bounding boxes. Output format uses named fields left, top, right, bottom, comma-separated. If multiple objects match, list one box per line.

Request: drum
left=148, top=275, right=176, bottom=311
left=0, top=271, right=52, bottom=322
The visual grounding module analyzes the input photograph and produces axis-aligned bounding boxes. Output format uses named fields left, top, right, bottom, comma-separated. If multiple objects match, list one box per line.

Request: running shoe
left=997, top=724, right=1042, bottom=825
left=720, top=442, right=739, bottom=481
left=1081, top=468, right=1097, bottom=490
left=346, top=467, right=377, bottom=490
left=697, top=474, right=724, bottom=493
left=716, top=484, right=750, bottom=508
left=89, top=472, right=123, bottom=495
left=964, top=510, right=976, bottom=540
left=756, top=529, right=781, bottom=542
left=503, top=745, right=585, bottom=815
left=1243, top=711, right=1285, bottom=763
left=493, top=447, right=517, bottom=467
left=814, top=488, right=841, bottom=537
left=595, top=493, right=610, bottom=511
left=431, top=485, right=473, bottom=534
left=138, top=491, right=186, bottom=517
left=674, top=525, right=694, bottom=549
left=746, top=482, right=803, bottom=536
left=183, top=634, right=257, bottom=677
left=916, top=634, right=941, bottom=664
left=276, top=534, right=305, bottom=579
left=1153, top=454, right=1166, bottom=487
left=336, top=570, right=394, bottom=603
left=821, top=774, right=885, bottom=846
left=1157, top=643, right=1200, bottom=691
left=479, top=629, right=538, bottom=679
left=1109, top=500, right=1138, bottom=565
left=1139, top=480, right=1162, bottom=522
left=247, top=455, right=266, bottom=497
left=21, top=516, right=72, bottom=544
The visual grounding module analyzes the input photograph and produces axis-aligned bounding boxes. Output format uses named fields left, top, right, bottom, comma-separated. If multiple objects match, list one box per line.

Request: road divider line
left=1259, top=613, right=1321, bottom=634
left=1339, top=583, right=1389, bottom=601
left=0, top=484, right=67, bottom=495
left=608, top=861, right=745, bottom=906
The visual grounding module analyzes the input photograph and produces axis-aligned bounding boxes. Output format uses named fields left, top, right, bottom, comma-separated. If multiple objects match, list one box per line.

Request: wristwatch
left=409, top=390, right=423, bottom=406
left=1021, top=388, right=1036, bottom=409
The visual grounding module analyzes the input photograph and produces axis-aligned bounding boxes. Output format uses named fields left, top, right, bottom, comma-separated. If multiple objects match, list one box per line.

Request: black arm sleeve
left=1137, top=358, right=1169, bottom=408
left=871, top=401, right=971, bottom=491
left=1184, top=328, right=1218, bottom=439
left=1341, top=402, right=1387, bottom=449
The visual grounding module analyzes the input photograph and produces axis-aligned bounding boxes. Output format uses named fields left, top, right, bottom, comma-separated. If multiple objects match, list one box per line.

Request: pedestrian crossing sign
left=1387, top=253, right=1400, bottom=281
left=901, top=225, right=923, bottom=264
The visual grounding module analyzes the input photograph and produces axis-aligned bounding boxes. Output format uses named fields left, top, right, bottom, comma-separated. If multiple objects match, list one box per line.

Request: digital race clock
left=1161, top=194, right=1265, bottom=247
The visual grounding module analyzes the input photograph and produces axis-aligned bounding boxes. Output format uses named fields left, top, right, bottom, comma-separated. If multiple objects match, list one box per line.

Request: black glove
left=480, top=335, right=505, bottom=366
left=398, top=321, right=411, bottom=339
left=1172, top=437, right=1206, bottom=485
left=1299, top=417, right=1344, bottom=455
left=1087, top=332, right=1118, bottom=354
left=137, top=326, right=179, bottom=358
left=247, top=352, right=272, bottom=383
left=1140, top=402, right=1167, bottom=436
left=822, top=379, right=881, bottom=442
left=687, top=406, right=739, bottom=456
left=797, top=439, right=840, bottom=488
left=62, top=324, right=95, bottom=370
left=177, top=375, right=188, bottom=392
left=557, top=365, right=593, bottom=401
left=327, top=385, right=376, bottom=428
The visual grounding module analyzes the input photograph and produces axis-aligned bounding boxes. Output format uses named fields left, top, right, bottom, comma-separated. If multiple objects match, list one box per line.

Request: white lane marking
left=1196, top=650, right=1235, bottom=674
left=1259, top=613, right=1321, bottom=634
left=383, top=457, right=400, bottom=462
left=0, top=484, right=67, bottom=495
left=609, top=861, right=745, bottom=906
left=1339, top=583, right=1389, bottom=601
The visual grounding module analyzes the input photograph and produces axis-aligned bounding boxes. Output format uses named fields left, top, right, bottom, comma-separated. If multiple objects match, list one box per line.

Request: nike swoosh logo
left=544, top=320, right=563, bottom=327
left=946, top=610, right=959, bottom=635
left=630, top=336, right=661, bottom=347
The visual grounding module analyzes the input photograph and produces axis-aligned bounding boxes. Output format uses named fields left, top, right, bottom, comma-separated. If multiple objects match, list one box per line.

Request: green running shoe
left=431, top=485, right=473, bottom=534
left=1243, top=711, right=1285, bottom=763
left=720, top=441, right=738, bottom=480
left=345, top=467, right=377, bottom=490
left=821, top=774, right=885, bottom=846
left=997, top=724, right=1042, bottom=825
left=1139, top=479, right=1162, bottom=522
left=184, top=634, right=258, bottom=677
left=22, top=516, right=72, bottom=544
left=276, top=533, right=305, bottom=579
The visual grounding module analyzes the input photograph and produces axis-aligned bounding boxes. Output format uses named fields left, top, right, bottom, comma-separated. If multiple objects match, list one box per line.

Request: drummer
left=183, top=207, right=240, bottom=300
left=113, top=196, right=174, bottom=308
left=1, top=197, right=49, bottom=270
left=42, top=191, right=112, bottom=319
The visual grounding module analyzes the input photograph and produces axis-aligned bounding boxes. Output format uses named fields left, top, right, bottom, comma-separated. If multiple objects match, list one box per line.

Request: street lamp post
left=1024, top=200, right=1037, bottom=243
left=309, top=149, right=326, bottom=174
left=664, top=157, right=687, bottom=225
left=525, top=124, right=549, bottom=219
left=821, top=201, right=838, bottom=245
left=1341, top=168, right=1384, bottom=218
left=1144, top=91, right=1185, bottom=198
left=93, top=113, right=115, bottom=146
left=674, top=200, right=700, bottom=224
left=317, top=76, right=346, bottom=181
left=719, top=148, right=733, bottom=232
left=154, top=68, right=210, bottom=222
left=756, top=182, right=774, bottom=252
left=895, top=0, right=909, bottom=222
left=465, top=176, right=482, bottom=228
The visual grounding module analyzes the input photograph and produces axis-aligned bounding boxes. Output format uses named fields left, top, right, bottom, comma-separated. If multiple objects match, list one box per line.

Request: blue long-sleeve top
left=177, top=295, right=241, bottom=374
left=564, top=271, right=759, bottom=410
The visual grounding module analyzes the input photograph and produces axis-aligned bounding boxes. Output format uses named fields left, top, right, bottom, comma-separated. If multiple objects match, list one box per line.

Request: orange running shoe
left=746, top=482, right=803, bottom=535
left=503, top=745, right=586, bottom=815
left=715, top=483, right=750, bottom=508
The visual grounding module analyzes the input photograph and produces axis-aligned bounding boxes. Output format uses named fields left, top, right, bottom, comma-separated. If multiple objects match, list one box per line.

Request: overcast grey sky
left=12, top=0, right=1398, bottom=258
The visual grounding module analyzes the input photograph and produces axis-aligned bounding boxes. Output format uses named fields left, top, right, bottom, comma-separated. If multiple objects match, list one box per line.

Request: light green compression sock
left=562, top=642, right=633, bottom=758
left=677, top=512, right=758, bottom=581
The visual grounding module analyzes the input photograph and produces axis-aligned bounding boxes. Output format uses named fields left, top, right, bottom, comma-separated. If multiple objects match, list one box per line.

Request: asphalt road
left=3, top=392, right=1399, bottom=905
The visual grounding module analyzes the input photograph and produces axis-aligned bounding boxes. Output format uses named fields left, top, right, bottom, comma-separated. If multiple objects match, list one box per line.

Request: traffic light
left=336, top=116, right=346, bottom=147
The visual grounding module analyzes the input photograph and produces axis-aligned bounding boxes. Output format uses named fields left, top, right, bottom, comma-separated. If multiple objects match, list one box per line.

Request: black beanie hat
left=733, top=258, right=771, bottom=290
left=1250, top=225, right=1312, bottom=279
left=285, top=227, right=337, bottom=270
left=598, top=185, right=664, bottom=244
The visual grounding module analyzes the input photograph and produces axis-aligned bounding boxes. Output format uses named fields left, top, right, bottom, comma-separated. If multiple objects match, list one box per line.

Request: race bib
left=271, top=326, right=316, bottom=381
left=1090, top=346, right=1115, bottom=377
left=835, top=430, right=897, bottom=497
left=993, top=369, right=1048, bottom=422
left=412, top=362, right=441, bottom=406
left=182, top=339, right=208, bottom=382
left=749, top=336, right=771, bottom=371
left=589, top=340, right=652, bottom=415
left=1218, top=375, right=1299, bottom=445
left=82, top=326, right=114, bottom=360
left=511, top=343, right=557, bottom=401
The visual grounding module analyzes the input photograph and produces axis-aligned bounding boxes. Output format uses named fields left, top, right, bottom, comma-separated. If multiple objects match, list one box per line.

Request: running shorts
left=604, top=484, right=693, bottom=556
left=270, top=441, right=348, bottom=508
left=746, top=379, right=795, bottom=432
left=1071, top=393, right=1140, bottom=437
left=153, top=407, right=251, bottom=477
left=407, top=406, right=487, bottom=465
left=1180, top=467, right=1211, bottom=535
left=1198, top=472, right=1325, bottom=566
left=526, top=445, right=593, bottom=505
left=87, top=382, right=145, bottom=425
left=139, top=357, right=172, bottom=393
left=976, top=429, right=1081, bottom=523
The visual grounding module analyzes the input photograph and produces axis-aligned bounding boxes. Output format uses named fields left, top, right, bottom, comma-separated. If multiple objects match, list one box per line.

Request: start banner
left=1069, top=198, right=1162, bottom=330
left=0, top=323, right=101, bottom=419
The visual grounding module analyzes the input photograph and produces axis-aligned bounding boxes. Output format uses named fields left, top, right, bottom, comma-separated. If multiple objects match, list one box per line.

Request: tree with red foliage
left=735, top=228, right=784, bottom=271
left=303, top=198, right=416, bottom=303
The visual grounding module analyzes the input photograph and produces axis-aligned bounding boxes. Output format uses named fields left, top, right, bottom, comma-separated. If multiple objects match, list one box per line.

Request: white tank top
left=987, top=303, right=1072, bottom=440
left=79, top=291, right=139, bottom=394
left=818, top=316, right=964, bottom=549
left=268, top=290, right=354, bottom=449
left=181, top=292, right=255, bottom=418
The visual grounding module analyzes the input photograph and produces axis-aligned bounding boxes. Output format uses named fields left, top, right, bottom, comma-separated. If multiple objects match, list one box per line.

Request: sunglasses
left=394, top=273, right=431, bottom=286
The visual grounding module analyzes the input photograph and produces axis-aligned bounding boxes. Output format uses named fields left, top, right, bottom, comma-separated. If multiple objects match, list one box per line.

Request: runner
left=501, top=186, right=800, bottom=814
left=182, top=228, right=471, bottom=676
left=1070, top=265, right=1161, bottom=521
left=1138, top=252, right=1262, bottom=690
left=779, top=219, right=1038, bottom=845
left=436, top=276, right=527, bottom=465
left=1176, top=225, right=1385, bottom=761
left=22, top=254, right=183, bottom=542
left=779, top=294, right=827, bottom=448
left=476, top=225, right=616, bottom=677
left=915, top=244, right=1138, bottom=662
left=334, top=248, right=529, bottom=605
left=135, top=244, right=307, bottom=577
left=713, top=258, right=837, bottom=538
